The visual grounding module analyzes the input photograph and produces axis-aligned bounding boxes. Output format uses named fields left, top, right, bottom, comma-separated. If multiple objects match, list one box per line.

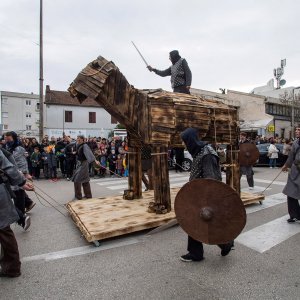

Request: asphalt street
left=1, top=167, right=300, bottom=300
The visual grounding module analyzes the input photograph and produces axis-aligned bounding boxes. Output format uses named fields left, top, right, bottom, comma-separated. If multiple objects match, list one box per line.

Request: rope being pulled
left=256, top=169, right=283, bottom=195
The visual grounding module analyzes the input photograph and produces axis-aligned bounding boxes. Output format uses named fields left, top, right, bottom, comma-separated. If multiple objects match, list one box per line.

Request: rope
left=256, top=169, right=283, bottom=195
left=213, top=108, right=217, bottom=145
left=33, top=184, right=68, bottom=211
left=31, top=186, right=68, bottom=217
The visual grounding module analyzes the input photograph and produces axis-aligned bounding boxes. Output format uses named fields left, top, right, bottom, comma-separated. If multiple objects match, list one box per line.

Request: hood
left=180, top=128, right=207, bottom=157
left=169, top=50, right=181, bottom=65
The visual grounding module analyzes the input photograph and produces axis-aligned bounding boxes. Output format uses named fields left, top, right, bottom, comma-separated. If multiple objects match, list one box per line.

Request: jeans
left=269, top=158, right=277, bottom=168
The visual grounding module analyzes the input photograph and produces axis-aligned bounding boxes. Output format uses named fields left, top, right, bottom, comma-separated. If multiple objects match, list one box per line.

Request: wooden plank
left=241, top=192, right=265, bottom=205
left=66, top=189, right=178, bottom=242
left=151, top=107, right=174, bottom=115
left=66, top=188, right=265, bottom=243
left=152, top=115, right=175, bottom=125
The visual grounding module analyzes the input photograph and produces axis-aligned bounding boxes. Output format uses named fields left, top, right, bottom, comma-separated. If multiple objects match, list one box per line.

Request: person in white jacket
left=268, top=141, right=279, bottom=168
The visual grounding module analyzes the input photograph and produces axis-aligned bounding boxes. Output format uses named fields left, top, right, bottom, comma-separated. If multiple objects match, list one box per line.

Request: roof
left=0, top=91, right=39, bottom=99
left=45, top=85, right=102, bottom=107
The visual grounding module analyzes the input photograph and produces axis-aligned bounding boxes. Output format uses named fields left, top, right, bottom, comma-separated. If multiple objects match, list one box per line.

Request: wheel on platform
left=93, top=240, right=101, bottom=247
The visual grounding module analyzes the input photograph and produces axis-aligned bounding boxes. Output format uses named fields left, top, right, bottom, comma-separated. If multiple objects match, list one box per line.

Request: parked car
left=255, top=143, right=285, bottom=166
left=168, top=149, right=193, bottom=172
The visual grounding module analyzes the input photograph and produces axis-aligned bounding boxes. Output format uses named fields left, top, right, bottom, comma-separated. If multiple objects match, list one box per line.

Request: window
left=2, top=112, right=8, bottom=118
left=26, top=125, right=32, bottom=130
left=36, top=103, right=40, bottom=110
left=111, top=115, right=118, bottom=124
left=3, top=124, right=8, bottom=130
left=65, top=110, right=73, bottom=123
left=2, top=98, right=8, bottom=104
left=26, top=100, right=31, bottom=105
left=89, top=112, right=96, bottom=123
left=26, top=112, right=32, bottom=118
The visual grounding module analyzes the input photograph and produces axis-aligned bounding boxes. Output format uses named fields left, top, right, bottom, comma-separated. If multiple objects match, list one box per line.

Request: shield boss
left=239, top=143, right=259, bottom=166
left=175, top=179, right=246, bottom=244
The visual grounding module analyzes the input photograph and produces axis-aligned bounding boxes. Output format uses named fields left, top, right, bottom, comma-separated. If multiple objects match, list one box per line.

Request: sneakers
left=249, top=187, right=254, bottom=190
left=287, top=218, right=297, bottom=223
left=180, top=253, right=204, bottom=262
left=66, top=177, right=70, bottom=181
left=25, top=202, right=36, bottom=213
left=221, top=241, right=234, bottom=256
left=22, top=215, right=31, bottom=231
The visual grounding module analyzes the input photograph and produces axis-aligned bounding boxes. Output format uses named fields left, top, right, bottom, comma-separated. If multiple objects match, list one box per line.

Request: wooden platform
left=67, top=189, right=264, bottom=243
left=241, top=191, right=265, bottom=205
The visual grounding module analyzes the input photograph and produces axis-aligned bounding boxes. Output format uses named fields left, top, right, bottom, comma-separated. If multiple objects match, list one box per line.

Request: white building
left=0, top=91, right=40, bottom=138
left=191, top=88, right=274, bottom=137
left=45, top=85, right=117, bottom=139
left=251, top=79, right=300, bottom=138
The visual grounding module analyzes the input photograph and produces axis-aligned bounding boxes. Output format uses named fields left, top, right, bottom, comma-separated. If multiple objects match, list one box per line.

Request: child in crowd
left=99, top=147, right=107, bottom=177
left=108, top=149, right=117, bottom=177
left=123, top=153, right=128, bottom=177
left=116, top=154, right=123, bottom=176
left=47, top=144, right=58, bottom=181
left=31, top=147, right=41, bottom=179
left=41, top=146, right=49, bottom=179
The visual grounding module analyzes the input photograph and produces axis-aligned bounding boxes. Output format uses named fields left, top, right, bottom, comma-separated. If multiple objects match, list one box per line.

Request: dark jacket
left=181, top=128, right=221, bottom=181
left=0, top=149, right=26, bottom=229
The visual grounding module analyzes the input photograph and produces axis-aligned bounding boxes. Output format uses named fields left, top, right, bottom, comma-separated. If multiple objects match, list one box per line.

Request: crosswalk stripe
left=97, top=180, right=127, bottom=186
left=242, top=177, right=286, bottom=186
left=241, top=186, right=271, bottom=193
left=236, top=215, right=300, bottom=253
left=245, top=193, right=286, bottom=214
left=99, top=178, right=190, bottom=190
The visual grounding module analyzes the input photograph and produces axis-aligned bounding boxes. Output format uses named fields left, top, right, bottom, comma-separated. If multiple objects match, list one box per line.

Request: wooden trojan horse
left=68, top=56, right=239, bottom=214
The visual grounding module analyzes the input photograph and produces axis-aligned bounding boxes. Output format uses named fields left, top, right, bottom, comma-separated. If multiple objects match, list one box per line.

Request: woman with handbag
left=268, top=141, right=279, bottom=168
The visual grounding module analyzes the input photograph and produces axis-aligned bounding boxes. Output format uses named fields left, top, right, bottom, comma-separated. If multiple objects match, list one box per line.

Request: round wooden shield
left=174, top=179, right=246, bottom=245
left=239, top=143, right=259, bottom=166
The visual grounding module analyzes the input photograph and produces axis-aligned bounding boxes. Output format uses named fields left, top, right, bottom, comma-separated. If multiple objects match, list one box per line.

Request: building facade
left=0, top=91, right=40, bottom=138
left=252, top=79, right=300, bottom=138
left=45, top=85, right=117, bottom=139
left=192, top=83, right=300, bottom=139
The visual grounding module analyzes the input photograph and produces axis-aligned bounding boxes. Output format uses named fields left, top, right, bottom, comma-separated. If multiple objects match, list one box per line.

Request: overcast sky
left=0, top=0, right=299, bottom=95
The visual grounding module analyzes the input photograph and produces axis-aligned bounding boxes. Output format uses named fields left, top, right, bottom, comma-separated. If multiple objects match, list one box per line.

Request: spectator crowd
left=0, top=134, right=129, bottom=181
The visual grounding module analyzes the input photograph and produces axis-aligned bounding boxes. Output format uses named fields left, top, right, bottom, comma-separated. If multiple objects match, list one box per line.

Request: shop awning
left=240, top=114, right=273, bottom=130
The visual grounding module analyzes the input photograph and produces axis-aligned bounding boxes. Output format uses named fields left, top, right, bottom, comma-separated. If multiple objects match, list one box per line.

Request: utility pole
left=39, top=0, right=44, bottom=142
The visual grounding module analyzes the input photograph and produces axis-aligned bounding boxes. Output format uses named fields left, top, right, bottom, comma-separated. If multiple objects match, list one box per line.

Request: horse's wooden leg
left=124, top=144, right=142, bottom=200
left=148, top=145, right=171, bottom=213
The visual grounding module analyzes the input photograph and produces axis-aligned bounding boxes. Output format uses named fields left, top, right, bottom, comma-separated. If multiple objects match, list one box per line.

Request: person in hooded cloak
left=180, top=128, right=234, bottom=262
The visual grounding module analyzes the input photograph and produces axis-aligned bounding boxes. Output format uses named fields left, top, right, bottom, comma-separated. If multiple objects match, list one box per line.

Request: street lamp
left=291, top=86, right=300, bottom=139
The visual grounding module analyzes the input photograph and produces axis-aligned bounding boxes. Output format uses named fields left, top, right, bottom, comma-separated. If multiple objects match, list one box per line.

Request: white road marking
left=96, top=180, right=127, bottom=186
left=22, top=237, right=139, bottom=263
left=245, top=193, right=286, bottom=214
left=236, top=215, right=300, bottom=253
left=96, top=175, right=189, bottom=190
left=242, top=177, right=286, bottom=186
left=241, top=186, right=271, bottom=193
